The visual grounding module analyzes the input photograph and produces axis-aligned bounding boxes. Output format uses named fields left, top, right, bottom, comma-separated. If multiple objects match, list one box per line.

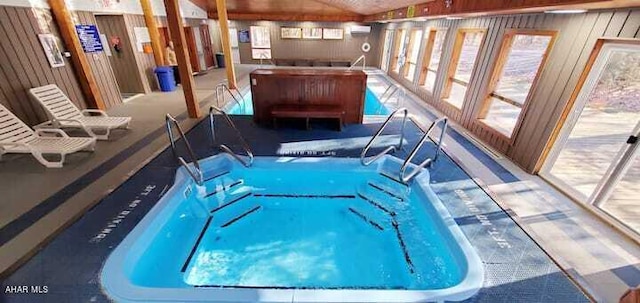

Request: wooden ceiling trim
left=313, top=0, right=433, bottom=15
left=364, top=0, right=640, bottom=21
left=208, top=11, right=364, bottom=22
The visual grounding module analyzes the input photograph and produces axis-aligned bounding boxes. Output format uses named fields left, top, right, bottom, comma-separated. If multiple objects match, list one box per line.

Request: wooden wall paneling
left=74, top=11, right=122, bottom=109
left=605, top=10, right=631, bottom=36
left=37, top=8, right=86, bottom=108
left=619, top=10, right=640, bottom=37
left=124, top=14, right=158, bottom=92
left=0, top=7, right=42, bottom=124
left=508, top=12, right=588, bottom=166
left=96, top=15, right=143, bottom=94
left=517, top=11, right=606, bottom=169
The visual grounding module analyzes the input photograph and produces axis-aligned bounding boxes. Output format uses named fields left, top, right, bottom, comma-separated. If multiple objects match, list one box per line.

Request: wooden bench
left=271, top=104, right=345, bottom=131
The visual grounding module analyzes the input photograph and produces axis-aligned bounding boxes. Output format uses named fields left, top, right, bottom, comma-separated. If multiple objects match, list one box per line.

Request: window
left=381, top=30, right=393, bottom=72
left=391, top=29, right=407, bottom=74
left=478, top=30, right=556, bottom=137
left=418, top=28, right=447, bottom=92
left=442, top=29, right=486, bottom=109
left=404, top=29, right=423, bottom=81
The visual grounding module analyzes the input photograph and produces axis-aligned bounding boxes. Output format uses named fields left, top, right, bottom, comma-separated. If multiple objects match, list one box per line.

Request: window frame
left=418, top=27, right=448, bottom=90
left=441, top=28, right=487, bottom=110
left=477, top=29, right=557, bottom=140
left=390, top=29, right=406, bottom=74
left=403, top=28, right=423, bottom=81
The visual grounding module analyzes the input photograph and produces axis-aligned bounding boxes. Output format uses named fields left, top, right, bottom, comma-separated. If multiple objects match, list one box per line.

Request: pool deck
left=0, top=66, right=638, bottom=303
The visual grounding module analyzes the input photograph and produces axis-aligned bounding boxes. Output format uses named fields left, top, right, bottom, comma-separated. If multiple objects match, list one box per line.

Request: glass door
left=541, top=41, right=640, bottom=234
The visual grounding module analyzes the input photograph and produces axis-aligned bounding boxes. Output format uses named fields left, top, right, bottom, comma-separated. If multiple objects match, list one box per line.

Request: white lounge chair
left=0, top=104, right=96, bottom=168
left=29, top=84, right=132, bottom=140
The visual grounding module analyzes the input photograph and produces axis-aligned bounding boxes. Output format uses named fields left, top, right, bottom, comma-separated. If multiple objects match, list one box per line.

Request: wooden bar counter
left=249, top=69, right=367, bottom=126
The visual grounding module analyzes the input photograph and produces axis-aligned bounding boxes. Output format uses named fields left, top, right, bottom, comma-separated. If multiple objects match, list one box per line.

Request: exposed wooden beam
left=209, top=12, right=364, bottom=22
left=365, top=0, right=640, bottom=21
left=163, top=0, right=200, bottom=118
left=48, top=0, right=105, bottom=110
left=140, top=0, right=164, bottom=66
left=216, top=0, right=237, bottom=89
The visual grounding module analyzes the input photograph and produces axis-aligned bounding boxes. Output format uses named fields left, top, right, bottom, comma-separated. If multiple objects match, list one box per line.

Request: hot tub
left=101, top=155, right=483, bottom=302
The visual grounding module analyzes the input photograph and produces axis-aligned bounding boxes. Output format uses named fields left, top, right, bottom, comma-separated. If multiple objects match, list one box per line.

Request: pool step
left=205, top=180, right=243, bottom=198
left=348, top=207, right=385, bottom=231
left=203, top=170, right=230, bottom=183
left=220, top=205, right=261, bottom=228
left=208, top=190, right=252, bottom=214
left=367, top=181, right=406, bottom=202
left=356, top=190, right=396, bottom=217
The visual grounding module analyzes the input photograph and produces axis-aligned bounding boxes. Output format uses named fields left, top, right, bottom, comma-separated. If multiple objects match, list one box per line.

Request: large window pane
left=480, top=33, right=554, bottom=138
left=393, top=30, right=407, bottom=74
left=494, top=35, right=552, bottom=104
left=420, top=29, right=447, bottom=91
left=547, top=48, right=640, bottom=199
left=454, top=32, right=484, bottom=83
left=429, top=30, right=447, bottom=70
left=405, top=30, right=423, bottom=81
left=448, top=82, right=467, bottom=109
left=442, top=29, right=485, bottom=109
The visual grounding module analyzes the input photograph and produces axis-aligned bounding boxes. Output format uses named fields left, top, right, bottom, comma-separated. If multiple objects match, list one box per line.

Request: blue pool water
left=102, top=155, right=483, bottom=302
left=227, top=87, right=391, bottom=115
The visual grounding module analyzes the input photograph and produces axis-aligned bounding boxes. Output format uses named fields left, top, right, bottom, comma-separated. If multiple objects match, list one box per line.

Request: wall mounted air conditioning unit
left=350, top=25, right=371, bottom=34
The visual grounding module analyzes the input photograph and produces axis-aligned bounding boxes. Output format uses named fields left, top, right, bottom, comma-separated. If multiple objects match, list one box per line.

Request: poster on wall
left=38, top=34, right=65, bottom=68
left=238, top=29, right=250, bottom=43
left=250, top=26, right=270, bottom=48
left=252, top=48, right=272, bottom=60
left=323, top=28, right=344, bottom=40
left=133, top=27, right=151, bottom=52
left=230, top=28, right=239, bottom=48
left=75, top=24, right=103, bottom=53
left=302, top=28, right=322, bottom=39
left=281, top=27, right=302, bottom=39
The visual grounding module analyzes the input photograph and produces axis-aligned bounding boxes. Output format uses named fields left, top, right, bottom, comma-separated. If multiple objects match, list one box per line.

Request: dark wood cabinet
left=249, top=69, right=367, bottom=126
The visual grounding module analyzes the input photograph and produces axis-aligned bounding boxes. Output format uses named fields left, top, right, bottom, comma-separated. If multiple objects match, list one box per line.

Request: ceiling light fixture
left=446, top=16, right=463, bottom=20
left=545, top=9, right=587, bottom=14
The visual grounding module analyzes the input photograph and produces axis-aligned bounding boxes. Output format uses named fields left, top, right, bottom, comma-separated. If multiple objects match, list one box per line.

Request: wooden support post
left=141, top=0, right=164, bottom=66
left=48, top=0, right=105, bottom=110
left=163, top=0, right=200, bottom=118
left=216, top=0, right=237, bottom=89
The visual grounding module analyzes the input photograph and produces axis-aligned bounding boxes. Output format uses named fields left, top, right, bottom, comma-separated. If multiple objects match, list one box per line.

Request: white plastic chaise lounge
left=29, top=84, right=132, bottom=140
left=0, top=104, right=96, bottom=168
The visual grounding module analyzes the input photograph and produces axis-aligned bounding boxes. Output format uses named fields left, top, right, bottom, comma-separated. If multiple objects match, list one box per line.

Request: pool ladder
left=215, top=82, right=245, bottom=112
left=360, top=108, right=448, bottom=183
left=166, top=114, right=204, bottom=185
left=209, top=106, right=254, bottom=168
left=377, top=84, right=405, bottom=114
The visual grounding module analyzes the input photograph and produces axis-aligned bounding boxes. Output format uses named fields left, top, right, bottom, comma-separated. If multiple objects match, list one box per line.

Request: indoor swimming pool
left=102, top=154, right=483, bottom=303
left=226, top=87, right=391, bottom=116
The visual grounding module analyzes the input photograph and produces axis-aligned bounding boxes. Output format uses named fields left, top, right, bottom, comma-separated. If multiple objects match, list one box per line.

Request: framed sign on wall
left=250, top=26, right=271, bottom=48
left=38, top=34, right=65, bottom=68
left=323, top=28, right=344, bottom=40
left=302, top=28, right=322, bottom=39
left=281, top=27, right=302, bottom=39
left=252, top=48, right=272, bottom=60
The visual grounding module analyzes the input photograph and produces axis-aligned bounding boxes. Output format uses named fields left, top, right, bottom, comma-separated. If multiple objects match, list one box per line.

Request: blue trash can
left=154, top=66, right=176, bottom=92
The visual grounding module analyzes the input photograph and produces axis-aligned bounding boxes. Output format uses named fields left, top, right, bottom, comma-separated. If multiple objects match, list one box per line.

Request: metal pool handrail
left=209, top=106, right=254, bottom=167
left=165, top=114, right=204, bottom=185
left=400, top=117, right=448, bottom=183
left=377, top=86, right=405, bottom=114
left=216, top=83, right=244, bottom=111
left=348, top=54, right=366, bottom=70
left=360, top=107, right=409, bottom=166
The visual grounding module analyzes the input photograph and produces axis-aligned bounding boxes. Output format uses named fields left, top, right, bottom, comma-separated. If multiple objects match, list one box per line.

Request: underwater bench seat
left=250, top=69, right=367, bottom=127
left=270, top=104, right=345, bottom=130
